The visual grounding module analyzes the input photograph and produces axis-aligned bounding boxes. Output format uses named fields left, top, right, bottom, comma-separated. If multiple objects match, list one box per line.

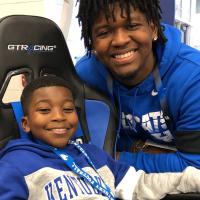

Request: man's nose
left=111, top=29, right=130, bottom=47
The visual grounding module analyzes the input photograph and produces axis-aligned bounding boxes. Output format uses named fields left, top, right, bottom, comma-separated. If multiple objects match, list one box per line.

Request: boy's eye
left=37, top=108, right=50, bottom=114
left=63, top=107, right=75, bottom=113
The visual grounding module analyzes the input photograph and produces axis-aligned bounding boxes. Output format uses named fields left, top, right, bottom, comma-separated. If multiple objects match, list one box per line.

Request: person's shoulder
left=75, top=54, right=105, bottom=71
left=0, top=138, right=48, bottom=163
left=163, top=23, right=200, bottom=65
left=162, top=23, right=181, bottom=38
left=75, top=54, right=99, bottom=78
left=179, top=43, right=200, bottom=66
left=0, top=139, right=26, bottom=156
left=0, top=139, right=57, bottom=176
left=161, top=24, right=200, bottom=77
left=75, top=54, right=109, bottom=92
left=166, top=50, right=200, bottom=87
left=76, top=54, right=92, bottom=65
left=76, top=54, right=97, bottom=67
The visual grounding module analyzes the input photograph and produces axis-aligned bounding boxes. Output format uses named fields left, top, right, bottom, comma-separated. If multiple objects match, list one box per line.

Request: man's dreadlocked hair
left=76, top=0, right=166, bottom=55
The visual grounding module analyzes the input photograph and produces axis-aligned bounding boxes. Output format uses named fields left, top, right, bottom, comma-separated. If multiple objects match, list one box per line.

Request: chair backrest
left=0, top=15, right=118, bottom=157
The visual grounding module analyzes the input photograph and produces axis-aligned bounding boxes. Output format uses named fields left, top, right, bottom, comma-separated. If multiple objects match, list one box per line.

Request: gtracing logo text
left=8, top=44, right=56, bottom=53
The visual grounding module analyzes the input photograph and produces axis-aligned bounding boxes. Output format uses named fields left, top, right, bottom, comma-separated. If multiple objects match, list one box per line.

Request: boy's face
left=91, top=3, right=157, bottom=86
left=22, top=86, right=78, bottom=148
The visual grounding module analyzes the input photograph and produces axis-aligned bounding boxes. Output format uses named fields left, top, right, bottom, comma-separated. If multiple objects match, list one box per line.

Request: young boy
left=0, top=75, right=199, bottom=200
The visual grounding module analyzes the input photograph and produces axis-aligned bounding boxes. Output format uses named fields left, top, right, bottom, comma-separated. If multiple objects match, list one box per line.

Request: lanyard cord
left=106, top=65, right=174, bottom=135
left=52, top=141, right=115, bottom=200
left=106, top=74, right=122, bottom=160
left=152, top=64, right=174, bottom=133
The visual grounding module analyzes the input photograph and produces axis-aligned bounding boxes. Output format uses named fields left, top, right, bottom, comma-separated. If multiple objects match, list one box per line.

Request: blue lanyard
left=106, top=64, right=174, bottom=134
left=152, top=64, right=173, bottom=133
left=52, top=141, right=115, bottom=200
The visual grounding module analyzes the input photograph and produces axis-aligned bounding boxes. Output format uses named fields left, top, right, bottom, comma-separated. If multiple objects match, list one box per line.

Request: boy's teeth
left=115, top=51, right=133, bottom=59
left=52, top=128, right=66, bottom=133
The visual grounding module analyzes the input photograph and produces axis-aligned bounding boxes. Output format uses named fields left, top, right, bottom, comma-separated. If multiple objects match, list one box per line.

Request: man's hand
left=178, top=166, right=200, bottom=193
left=131, top=139, right=175, bottom=153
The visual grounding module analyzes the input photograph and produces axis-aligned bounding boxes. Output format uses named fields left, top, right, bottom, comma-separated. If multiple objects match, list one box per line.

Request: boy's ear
left=21, top=116, right=31, bottom=133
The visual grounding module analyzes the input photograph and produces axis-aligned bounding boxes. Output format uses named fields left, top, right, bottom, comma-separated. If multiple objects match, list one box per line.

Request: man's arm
left=115, top=166, right=200, bottom=200
left=119, top=150, right=200, bottom=172
left=119, top=71, right=200, bottom=173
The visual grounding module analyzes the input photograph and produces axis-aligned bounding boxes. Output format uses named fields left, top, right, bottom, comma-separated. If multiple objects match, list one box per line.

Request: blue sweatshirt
left=76, top=24, right=200, bottom=172
left=0, top=138, right=143, bottom=200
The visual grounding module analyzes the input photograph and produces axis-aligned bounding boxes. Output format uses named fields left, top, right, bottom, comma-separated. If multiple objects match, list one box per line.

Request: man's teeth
left=114, top=51, right=134, bottom=59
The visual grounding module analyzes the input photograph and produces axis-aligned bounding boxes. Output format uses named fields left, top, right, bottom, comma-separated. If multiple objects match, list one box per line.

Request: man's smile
left=110, top=49, right=138, bottom=65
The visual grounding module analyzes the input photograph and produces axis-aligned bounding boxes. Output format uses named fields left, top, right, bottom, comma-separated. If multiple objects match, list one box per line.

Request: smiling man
left=75, top=0, right=200, bottom=173
left=91, top=4, right=156, bottom=86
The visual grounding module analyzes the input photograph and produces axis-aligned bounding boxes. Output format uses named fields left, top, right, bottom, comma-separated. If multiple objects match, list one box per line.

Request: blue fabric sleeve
left=120, top=66, right=200, bottom=172
left=75, top=54, right=109, bottom=96
left=170, top=66, right=200, bottom=132
left=119, top=151, right=200, bottom=173
left=0, top=161, right=28, bottom=199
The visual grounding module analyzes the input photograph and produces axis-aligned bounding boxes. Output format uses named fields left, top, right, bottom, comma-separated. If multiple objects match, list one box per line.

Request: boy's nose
left=52, top=109, right=65, bottom=121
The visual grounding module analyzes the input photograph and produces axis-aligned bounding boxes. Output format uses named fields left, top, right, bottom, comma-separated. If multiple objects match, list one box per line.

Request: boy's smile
left=22, top=86, right=78, bottom=148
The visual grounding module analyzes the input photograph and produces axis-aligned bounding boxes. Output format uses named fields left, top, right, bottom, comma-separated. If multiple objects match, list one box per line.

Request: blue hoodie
left=0, top=138, right=144, bottom=200
left=76, top=24, right=200, bottom=172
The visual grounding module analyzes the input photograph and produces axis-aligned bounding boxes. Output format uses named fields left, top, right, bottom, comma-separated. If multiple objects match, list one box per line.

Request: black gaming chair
left=0, top=15, right=118, bottom=157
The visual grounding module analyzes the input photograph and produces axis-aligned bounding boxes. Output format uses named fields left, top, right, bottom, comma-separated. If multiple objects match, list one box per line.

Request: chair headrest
left=0, top=15, right=83, bottom=107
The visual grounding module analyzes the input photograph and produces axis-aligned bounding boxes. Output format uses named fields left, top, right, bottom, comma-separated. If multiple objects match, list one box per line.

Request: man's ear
left=150, top=22, right=158, bottom=41
left=92, top=49, right=98, bottom=56
left=21, top=116, right=31, bottom=133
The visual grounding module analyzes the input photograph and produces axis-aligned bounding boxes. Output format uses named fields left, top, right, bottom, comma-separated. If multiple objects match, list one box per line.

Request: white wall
left=66, top=2, right=85, bottom=63
left=0, top=0, right=44, bottom=17
left=175, top=0, right=200, bottom=50
left=0, top=0, right=84, bottom=62
left=0, top=0, right=74, bottom=40
left=190, top=0, right=200, bottom=49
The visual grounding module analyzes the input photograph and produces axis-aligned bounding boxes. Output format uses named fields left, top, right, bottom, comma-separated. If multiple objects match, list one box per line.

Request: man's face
left=92, top=4, right=157, bottom=86
left=22, top=86, right=78, bottom=148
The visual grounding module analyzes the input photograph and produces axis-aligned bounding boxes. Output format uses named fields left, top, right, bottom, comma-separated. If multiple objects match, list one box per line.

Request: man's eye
left=96, top=30, right=110, bottom=38
left=126, top=23, right=140, bottom=30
